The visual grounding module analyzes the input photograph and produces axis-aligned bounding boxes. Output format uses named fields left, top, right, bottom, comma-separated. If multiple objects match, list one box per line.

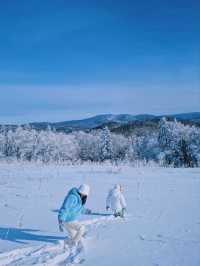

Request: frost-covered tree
left=75, top=131, right=102, bottom=162
left=158, top=118, right=200, bottom=167
left=100, top=127, right=113, bottom=161
left=0, top=122, right=199, bottom=166
left=158, top=117, right=174, bottom=149
left=2, top=128, right=15, bottom=157
left=132, top=133, right=160, bottom=162
left=112, top=134, right=130, bottom=162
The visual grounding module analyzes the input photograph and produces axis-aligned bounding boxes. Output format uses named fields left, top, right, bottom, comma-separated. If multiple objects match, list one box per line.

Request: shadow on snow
left=0, top=227, right=64, bottom=244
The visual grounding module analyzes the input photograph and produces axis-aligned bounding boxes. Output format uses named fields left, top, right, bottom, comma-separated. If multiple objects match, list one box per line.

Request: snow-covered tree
left=0, top=121, right=199, bottom=167
left=158, top=118, right=200, bottom=167
left=75, top=131, right=102, bottom=162
left=100, top=127, right=113, bottom=161
left=111, top=134, right=130, bottom=162
left=158, top=117, right=174, bottom=149
left=132, top=133, right=160, bottom=162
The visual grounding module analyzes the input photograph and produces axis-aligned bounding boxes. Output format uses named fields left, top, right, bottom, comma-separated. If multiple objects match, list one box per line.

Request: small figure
left=106, top=184, right=127, bottom=218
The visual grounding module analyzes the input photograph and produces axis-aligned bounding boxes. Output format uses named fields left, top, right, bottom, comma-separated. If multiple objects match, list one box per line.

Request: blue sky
left=0, top=0, right=199, bottom=123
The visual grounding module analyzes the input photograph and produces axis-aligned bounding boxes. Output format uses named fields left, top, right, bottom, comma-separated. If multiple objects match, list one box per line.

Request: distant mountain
left=28, top=112, right=200, bottom=131
left=29, top=114, right=157, bottom=130
left=1, top=112, right=199, bottom=132
left=166, top=112, right=200, bottom=121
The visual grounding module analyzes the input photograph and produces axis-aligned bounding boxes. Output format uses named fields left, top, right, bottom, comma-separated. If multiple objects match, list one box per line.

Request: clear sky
left=0, top=0, right=199, bottom=123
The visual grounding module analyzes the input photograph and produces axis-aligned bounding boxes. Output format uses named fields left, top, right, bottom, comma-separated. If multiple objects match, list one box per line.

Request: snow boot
left=114, top=211, right=124, bottom=218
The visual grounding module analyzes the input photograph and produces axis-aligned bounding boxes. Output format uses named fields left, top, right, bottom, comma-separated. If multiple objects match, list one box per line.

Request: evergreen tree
left=158, top=117, right=173, bottom=149
left=100, top=127, right=113, bottom=161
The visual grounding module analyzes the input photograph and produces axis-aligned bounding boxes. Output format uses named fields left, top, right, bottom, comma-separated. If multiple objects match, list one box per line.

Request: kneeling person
left=58, top=184, right=91, bottom=247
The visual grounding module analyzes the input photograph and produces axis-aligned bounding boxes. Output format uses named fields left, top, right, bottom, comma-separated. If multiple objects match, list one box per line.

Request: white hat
left=78, top=184, right=90, bottom=196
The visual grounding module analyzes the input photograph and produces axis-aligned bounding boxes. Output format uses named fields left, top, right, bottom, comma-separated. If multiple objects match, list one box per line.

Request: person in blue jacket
left=58, top=184, right=91, bottom=247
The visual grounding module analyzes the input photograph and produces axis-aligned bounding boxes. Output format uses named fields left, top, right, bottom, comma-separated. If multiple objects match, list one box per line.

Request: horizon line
left=0, top=111, right=200, bottom=125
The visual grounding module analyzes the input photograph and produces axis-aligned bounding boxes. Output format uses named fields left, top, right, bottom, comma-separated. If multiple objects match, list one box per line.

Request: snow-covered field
left=0, top=162, right=200, bottom=266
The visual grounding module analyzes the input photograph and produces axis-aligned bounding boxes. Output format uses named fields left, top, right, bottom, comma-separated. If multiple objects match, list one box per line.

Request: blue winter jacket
left=58, top=187, right=85, bottom=222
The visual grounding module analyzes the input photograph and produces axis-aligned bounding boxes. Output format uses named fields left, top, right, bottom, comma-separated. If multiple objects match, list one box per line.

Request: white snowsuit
left=106, top=187, right=127, bottom=214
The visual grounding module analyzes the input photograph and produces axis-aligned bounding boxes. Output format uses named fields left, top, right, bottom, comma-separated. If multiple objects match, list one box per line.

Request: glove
left=58, top=220, right=64, bottom=232
left=106, top=206, right=110, bottom=211
left=85, top=208, right=92, bottom=215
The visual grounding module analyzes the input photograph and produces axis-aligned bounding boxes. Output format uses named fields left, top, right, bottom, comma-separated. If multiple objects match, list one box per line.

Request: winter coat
left=106, top=187, right=127, bottom=212
left=58, top=188, right=85, bottom=222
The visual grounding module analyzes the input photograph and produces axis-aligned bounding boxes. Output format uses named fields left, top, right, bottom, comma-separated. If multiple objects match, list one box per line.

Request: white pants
left=63, top=221, right=85, bottom=244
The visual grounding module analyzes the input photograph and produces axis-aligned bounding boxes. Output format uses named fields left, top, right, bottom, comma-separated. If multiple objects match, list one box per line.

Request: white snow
left=0, top=162, right=200, bottom=266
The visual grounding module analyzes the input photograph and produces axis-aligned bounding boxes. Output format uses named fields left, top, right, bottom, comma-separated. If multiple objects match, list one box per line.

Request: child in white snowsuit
left=106, top=184, right=127, bottom=217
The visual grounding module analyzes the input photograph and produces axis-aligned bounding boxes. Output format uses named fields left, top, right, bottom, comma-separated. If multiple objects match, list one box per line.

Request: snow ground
left=0, top=162, right=200, bottom=266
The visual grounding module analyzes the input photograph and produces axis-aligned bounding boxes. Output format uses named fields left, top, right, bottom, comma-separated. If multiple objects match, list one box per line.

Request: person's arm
left=82, top=207, right=92, bottom=214
left=58, top=218, right=64, bottom=232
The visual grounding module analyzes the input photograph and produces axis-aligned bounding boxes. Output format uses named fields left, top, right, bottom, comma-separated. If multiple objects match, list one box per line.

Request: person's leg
left=63, top=222, right=77, bottom=245
left=121, top=208, right=125, bottom=218
left=68, top=221, right=85, bottom=244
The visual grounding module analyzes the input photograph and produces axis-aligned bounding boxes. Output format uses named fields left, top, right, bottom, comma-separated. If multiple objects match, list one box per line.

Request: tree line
left=0, top=118, right=199, bottom=167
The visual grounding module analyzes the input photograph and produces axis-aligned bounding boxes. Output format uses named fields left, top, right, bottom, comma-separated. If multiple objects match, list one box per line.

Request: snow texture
left=0, top=162, right=200, bottom=265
